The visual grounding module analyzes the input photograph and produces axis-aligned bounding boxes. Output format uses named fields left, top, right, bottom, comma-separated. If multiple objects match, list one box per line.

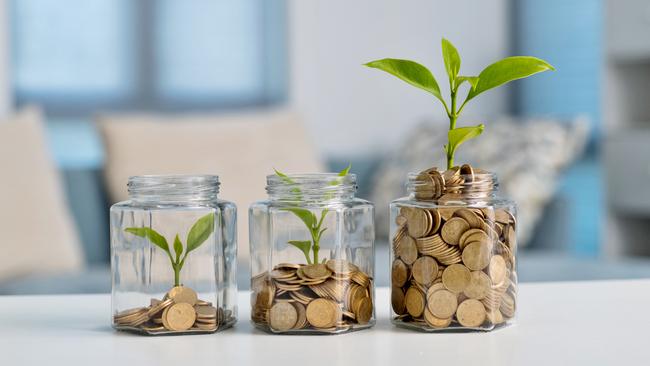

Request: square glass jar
left=110, top=175, right=237, bottom=335
left=390, top=167, right=517, bottom=331
left=249, top=173, right=375, bottom=334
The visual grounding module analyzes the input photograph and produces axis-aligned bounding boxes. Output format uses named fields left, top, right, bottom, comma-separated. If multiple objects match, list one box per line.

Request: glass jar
left=390, top=165, right=517, bottom=331
left=110, top=175, right=237, bottom=335
left=249, top=173, right=375, bottom=334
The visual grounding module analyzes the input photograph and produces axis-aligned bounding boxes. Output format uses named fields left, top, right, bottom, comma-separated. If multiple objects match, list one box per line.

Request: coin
left=427, top=289, right=457, bottom=319
left=456, top=299, right=486, bottom=327
left=391, top=287, right=407, bottom=315
left=442, top=264, right=471, bottom=293
left=441, top=217, right=470, bottom=245
left=424, top=307, right=452, bottom=328
left=412, top=256, right=439, bottom=286
left=462, top=242, right=491, bottom=271
left=458, top=228, right=490, bottom=250
left=298, top=264, right=332, bottom=280
left=405, top=287, right=425, bottom=317
left=326, top=259, right=358, bottom=275
left=488, top=255, right=507, bottom=285
left=306, top=298, right=339, bottom=329
left=463, top=271, right=491, bottom=300
left=147, top=297, right=173, bottom=318
left=397, top=235, right=418, bottom=265
left=167, top=286, right=198, bottom=306
left=404, top=208, right=430, bottom=238
left=292, top=302, right=308, bottom=329
left=269, top=302, right=298, bottom=331
left=165, top=303, right=196, bottom=331
left=454, top=208, right=483, bottom=229
left=195, top=305, right=217, bottom=319
left=355, top=297, right=373, bottom=324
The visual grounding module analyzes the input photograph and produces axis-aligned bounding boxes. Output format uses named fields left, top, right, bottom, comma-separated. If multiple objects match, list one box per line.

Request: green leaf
left=287, top=240, right=312, bottom=263
left=364, top=58, right=445, bottom=104
left=282, top=207, right=318, bottom=229
left=338, top=163, right=351, bottom=177
left=441, top=38, right=461, bottom=83
left=455, top=76, right=479, bottom=90
left=274, top=168, right=295, bottom=184
left=124, top=227, right=170, bottom=254
left=186, top=213, right=215, bottom=253
left=447, top=124, right=485, bottom=155
left=173, top=234, right=183, bottom=263
left=466, top=56, right=554, bottom=101
left=328, top=164, right=352, bottom=187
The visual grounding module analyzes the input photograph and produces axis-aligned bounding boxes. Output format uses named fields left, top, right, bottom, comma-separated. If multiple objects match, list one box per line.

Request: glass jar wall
left=110, top=175, right=237, bottom=335
left=390, top=165, right=517, bottom=331
left=249, top=173, right=375, bottom=334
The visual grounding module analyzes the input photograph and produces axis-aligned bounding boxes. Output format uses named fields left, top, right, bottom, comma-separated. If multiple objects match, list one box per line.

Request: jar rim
left=266, top=173, right=357, bottom=202
left=128, top=174, right=220, bottom=201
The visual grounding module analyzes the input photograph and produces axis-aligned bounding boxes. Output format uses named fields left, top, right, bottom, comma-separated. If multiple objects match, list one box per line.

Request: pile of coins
left=413, top=164, right=496, bottom=201
left=251, top=259, right=374, bottom=333
left=392, top=165, right=517, bottom=330
left=113, top=286, right=232, bottom=335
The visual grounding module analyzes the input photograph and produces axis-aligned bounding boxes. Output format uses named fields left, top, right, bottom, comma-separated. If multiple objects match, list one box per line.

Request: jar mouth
left=406, top=169, right=498, bottom=202
left=266, top=173, right=357, bottom=202
left=128, top=175, right=220, bottom=201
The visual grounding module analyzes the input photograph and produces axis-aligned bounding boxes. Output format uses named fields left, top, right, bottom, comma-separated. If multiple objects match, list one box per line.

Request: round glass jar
left=110, top=175, right=237, bottom=335
left=249, top=173, right=375, bottom=334
left=390, top=166, right=517, bottom=331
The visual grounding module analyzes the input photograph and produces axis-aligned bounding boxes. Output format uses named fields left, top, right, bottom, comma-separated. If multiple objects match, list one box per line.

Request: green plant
left=364, top=38, right=554, bottom=169
left=124, top=213, right=215, bottom=287
left=275, top=165, right=351, bottom=265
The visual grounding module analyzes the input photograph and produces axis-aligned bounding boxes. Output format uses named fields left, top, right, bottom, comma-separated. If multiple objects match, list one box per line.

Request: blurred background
left=2, top=0, right=650, bottom=294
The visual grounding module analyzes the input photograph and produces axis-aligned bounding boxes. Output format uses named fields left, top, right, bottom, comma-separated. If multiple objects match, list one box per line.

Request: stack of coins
left=413, top=164, right=496, bottom=201
left=113, top=286, right=232, bottom=335
left=392, top=165, right=517, bottom=330
left=251, top=259, right=374, bottom=333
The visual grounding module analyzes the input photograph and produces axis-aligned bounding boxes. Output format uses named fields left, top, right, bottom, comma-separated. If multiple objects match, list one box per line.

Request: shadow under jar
left=249, top=173, right=375, bottom=334
left=390, top=166, right=517, bottom=332
left=110, top=175, right=237, bottom=335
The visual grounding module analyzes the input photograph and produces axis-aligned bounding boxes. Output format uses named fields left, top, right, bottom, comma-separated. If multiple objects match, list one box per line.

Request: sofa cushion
left=0, top=107, right=83, bottom=281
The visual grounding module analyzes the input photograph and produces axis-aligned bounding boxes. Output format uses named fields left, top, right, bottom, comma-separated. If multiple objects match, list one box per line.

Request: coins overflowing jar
left=390, top=165, right=517, bottom=331
left=249, top=173, right=375, bottom=334
left=110, top=175, right=237, bottom=335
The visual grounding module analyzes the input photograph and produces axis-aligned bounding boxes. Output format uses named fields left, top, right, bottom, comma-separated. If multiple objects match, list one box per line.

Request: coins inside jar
left=391, top=164, right=517, bottom=331
left=113, top=285, right=231, bottom=335
left=251, top=259, right=374, bottom=333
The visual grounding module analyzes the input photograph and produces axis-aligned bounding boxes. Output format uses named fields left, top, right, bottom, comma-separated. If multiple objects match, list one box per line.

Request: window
left=10, top=0, right=287, bottom=117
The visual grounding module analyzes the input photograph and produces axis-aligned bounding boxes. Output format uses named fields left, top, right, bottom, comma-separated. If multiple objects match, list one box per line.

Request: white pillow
left=0, top=107, right=83, bottom=281
left=97, top=109, right=325, bottom=262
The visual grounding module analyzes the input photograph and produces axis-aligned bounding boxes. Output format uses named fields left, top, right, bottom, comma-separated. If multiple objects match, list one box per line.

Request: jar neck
left=407, top=169, right=499, bottom=203
left=266, top=173, right=357, bottom=204
left=128, top=175, right=220, bottom=204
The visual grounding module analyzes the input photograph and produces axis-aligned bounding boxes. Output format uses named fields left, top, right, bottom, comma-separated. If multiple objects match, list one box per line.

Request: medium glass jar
left=390, top=165, right=517, bottom=331
left=110, top=175, right=237, bottom=335
left=249, top=173, right=375, bottom=334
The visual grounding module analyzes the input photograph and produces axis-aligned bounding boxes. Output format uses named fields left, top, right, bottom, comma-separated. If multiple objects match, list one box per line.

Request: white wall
left=288, top=0, right=511, bottom=158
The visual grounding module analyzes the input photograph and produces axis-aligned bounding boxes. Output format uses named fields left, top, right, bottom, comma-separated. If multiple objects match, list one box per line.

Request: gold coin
left=486, top=309, right=504, bottom=325
left=458, top=228, right=490, bottom=250
left=459, top=164, right=475, bottom=182
left=463, top=271, right=492, bottom=300
left=114, top=307, right=147, bottom=319
left=488, top=255, right=508, bottom=285
left=147, top=297, right=173, bottom=318
left=441, top=217, right=470, bottom=245
left=299, top=264, right=332, bottom=280
left=506, top=225, right=516, bottom=248
left=395, top=214, right=407, bottom=226
left=428, top=209, right=442, bottom=234
left=453, top=208, right=483, bottom=229
left=441, top=264, right=471, bottom=293
left=404, top=208, right=430, bottom=238
left=438, top=207, right=456, bottom=221
left=426, top=282, right=445, bottom=298
left=500, top=293, right=516, bottom=318
left=167, top=286, right=198, bottom=306
left=423, top=307, right=452, bottom=329
left=426, top=289, right=457, bottom=318
left=405, top=287, right=425, bottom=317
left=456, top=299, right=486, bottom=327
left=391, top=287, right=407, bottom=315
left=269, top=302, right=298, bottom=331
left=292, top=302, right=308, bottom=329
left=412, top=256, right=439, bottom=286
left=165, top=303, right=196, bottom=331
left=355, top=297, right=373, bottom=324
left=462, top=242, right=491, bottom=270
left=397, top=236, right=418, bottom=265
left=306, top=298, right=339, bottom=329
left=326, top=259, right=358, bottom=275
left=195, top=305, right=217, bottom=319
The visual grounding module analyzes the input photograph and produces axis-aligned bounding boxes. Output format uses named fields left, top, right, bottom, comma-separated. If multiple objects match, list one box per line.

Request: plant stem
left=173, top=264, right=180, bottom=287
left=447, top=90, right=458, bottom=170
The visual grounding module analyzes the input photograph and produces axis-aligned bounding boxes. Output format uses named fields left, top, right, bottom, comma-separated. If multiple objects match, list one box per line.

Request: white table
left=1, top=280, right=648, bottom=366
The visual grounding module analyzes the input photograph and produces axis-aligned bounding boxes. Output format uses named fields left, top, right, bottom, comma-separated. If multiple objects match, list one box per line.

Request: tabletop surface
left=1, top=279, right=648, bottom=366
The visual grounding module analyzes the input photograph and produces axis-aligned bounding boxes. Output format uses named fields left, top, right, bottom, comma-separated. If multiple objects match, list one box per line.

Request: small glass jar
left=110, top=175, right=237, bottom=335
left=390, top=166, right=517, bottom=331
left=249, top=173, right=375, bottom=334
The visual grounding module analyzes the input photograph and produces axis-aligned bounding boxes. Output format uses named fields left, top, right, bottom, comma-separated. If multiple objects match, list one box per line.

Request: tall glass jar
left=110, top=175, right=237, bottom=335
left=390, top=165, right=517, bottom=331
left=249, top=173, right=375, bottom=334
